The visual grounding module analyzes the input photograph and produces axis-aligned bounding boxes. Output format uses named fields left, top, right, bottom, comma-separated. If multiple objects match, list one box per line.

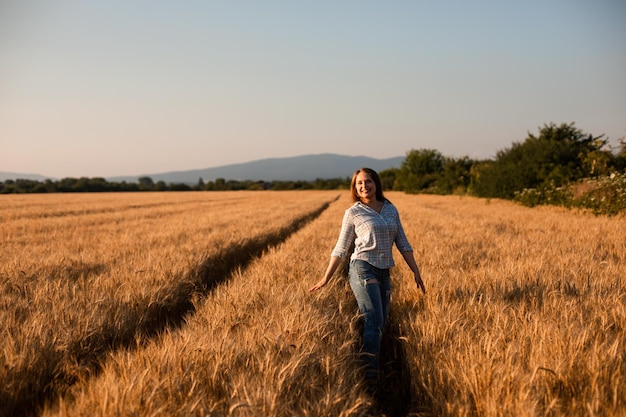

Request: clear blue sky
left=1, top=0, right=625, bottom=178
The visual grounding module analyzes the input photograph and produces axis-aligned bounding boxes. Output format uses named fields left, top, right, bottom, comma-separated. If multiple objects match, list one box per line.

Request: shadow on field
left=9, top=197, right=337, bottom=417
left=325, top=255, right=433, bottom=416
left=375, top=317, right=414, bottom=417
left=367, top=302, right=434, bottom=416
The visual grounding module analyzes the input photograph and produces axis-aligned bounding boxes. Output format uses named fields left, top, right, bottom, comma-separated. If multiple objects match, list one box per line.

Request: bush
left=515, top=171, right=626, bottom=215
left=514, top=183, right=574, bottom=208
left=575, top=172, right=626, bottom=215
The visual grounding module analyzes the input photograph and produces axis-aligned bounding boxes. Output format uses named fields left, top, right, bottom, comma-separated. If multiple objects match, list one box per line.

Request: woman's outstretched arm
left=401, top=251, right=426, bottom=294
left=309, top=256, right=342, bottom=292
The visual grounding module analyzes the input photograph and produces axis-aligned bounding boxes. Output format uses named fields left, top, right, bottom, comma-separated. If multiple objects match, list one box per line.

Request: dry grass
left=2, top=191, right=624, bottom=416
left=44, top=192, right=370, bottom=417
left=0, top=191, right=337, bottom=416
left=390, top=194, right=626, bottom=416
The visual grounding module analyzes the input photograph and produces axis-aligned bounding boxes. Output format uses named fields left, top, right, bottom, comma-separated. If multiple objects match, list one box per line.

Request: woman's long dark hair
left=350, top=167, right=386, bottom=203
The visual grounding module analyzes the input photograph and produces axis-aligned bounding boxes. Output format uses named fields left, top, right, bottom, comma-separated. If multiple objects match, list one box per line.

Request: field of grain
left=2, top=191, right=625, bottom=416
left=0, top=191, right=337, bottom=416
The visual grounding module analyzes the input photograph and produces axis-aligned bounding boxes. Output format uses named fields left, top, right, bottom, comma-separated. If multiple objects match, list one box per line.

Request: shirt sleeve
left=331, top=208, right=356, bottom=258
left=394, top=208, right=413, bottom=253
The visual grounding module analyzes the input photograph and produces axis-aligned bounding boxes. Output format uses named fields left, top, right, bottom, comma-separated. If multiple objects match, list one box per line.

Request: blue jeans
left=348, top=259, right=392, bottom=377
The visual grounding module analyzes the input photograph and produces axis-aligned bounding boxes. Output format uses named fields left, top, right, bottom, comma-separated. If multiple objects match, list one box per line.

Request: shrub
left=575, top=172, right=626, bottom=215
left=514, top=183, right=574, bottom=208
left=515, top=171, right=626, bottom=215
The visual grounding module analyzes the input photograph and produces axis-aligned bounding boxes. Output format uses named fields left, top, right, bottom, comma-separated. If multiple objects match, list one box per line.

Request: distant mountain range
left=1, top=153, right=405, bottom=184
left=0, top=172, right=50, bottom=182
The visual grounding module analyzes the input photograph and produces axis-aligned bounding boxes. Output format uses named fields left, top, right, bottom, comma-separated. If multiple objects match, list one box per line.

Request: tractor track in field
left=375, top=314, right=422, bottom=417
left=8, top=197, right=338, bottom=417
left=326, top=251, right=416, bottom=416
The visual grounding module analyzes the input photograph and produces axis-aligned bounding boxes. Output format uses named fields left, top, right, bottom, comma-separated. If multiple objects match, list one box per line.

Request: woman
left=309, top=167, right=426, bottom=383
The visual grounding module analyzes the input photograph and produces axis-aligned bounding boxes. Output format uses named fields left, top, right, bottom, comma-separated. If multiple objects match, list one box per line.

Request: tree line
left=0, top=174, right=350, bottom=194
left=385, top=123, right=626, bottom=197
left=3, top=123, right=625, bottom=207
left=382, top=123, right=626, bottom=214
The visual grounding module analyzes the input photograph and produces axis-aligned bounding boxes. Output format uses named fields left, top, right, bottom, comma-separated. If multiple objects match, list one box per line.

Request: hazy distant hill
left=0, top=172, right=51, bottom=182
left=1, top=154, right=405, bottom=184
left=108, top=154, right=405, bottom=184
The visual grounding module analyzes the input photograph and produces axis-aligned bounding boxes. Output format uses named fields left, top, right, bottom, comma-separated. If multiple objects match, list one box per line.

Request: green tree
left=155, top=181, right=168, bottom=191
left=138, top=176, right=155, bottom=191
left=435, top=156, right=474, bottom=194
left=214, top=178, right=226, bottom=191
left=379, top=168, right=399, bottom=191
left=470, top=123, right=605, bottom=199
left=85, top=177, right=109, bottom=192
left=394, top=149, right=444, bottom=193
left=613, top=138, right=626, bottom=171
left=58, top=177, right=80, bottom=192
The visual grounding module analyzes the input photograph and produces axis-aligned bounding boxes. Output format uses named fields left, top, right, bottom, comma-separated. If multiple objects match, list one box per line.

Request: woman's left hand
left=414, top=273, right=426, bottom=294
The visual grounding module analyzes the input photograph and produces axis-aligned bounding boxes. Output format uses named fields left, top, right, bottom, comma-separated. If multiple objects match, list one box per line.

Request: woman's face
left=355, top=171, right=376, bottom=200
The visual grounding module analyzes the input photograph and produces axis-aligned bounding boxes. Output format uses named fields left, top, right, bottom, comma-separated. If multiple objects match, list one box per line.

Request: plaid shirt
left=331, top=200, right=413, bottom=269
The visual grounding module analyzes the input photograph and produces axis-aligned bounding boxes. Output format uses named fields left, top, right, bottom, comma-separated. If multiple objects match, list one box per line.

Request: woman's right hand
left=310, top=256, right=342, bottom=292
left=309, top=277, right=328, bottom=292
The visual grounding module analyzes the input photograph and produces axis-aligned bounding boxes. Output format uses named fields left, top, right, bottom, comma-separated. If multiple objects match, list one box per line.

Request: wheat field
left=1, top=191, right=624, bottom=416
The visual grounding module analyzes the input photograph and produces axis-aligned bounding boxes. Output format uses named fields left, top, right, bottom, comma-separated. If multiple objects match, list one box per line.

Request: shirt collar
left=356, top=200, right=387, bottom=212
